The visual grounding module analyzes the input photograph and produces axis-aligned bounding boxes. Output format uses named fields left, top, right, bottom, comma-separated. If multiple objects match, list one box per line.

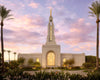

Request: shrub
left=87, top=72, right=100, bottom=80
left=34, top=71, right=70, bottom=80
left=57, top=72, right=70, bottom=80
left=27, top=58, right=34, bottom=66
left=72, top=66, right=81, bottom=70
left=3, top=69, right=100, bottom=80
left=64, top=58, right=74, bottom=67
left=22, top=72, right=34, bottom=80
left=9, top=61, right=19, bottom=69
left=22, top=66, right=33, bottom=71
left=4, top=62, right=9, bottom=67
left=4, top=67, right=23, bottom=80
left=18, top=57, right=25, bottom=66
left=33, top=62, right=41, bottom=67
left=86, top=56, right=100, bottom=63
left=69, top=74, right=85, bottom=80
left=83, top=62, right=95, bottom=68
left=69, top=59, right=74, bottom=66
left=4, top=62, right=9, bottom=72
left=22, top=66, right=40, bottom=71
left=34, top=71, right=50, bottom=80
left=46, top=67, right=51, bottom=69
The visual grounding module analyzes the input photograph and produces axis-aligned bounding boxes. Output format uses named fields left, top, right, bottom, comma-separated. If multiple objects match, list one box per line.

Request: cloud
left=2, top=29, right=43, bottom=45
left=59, top=18, right=96, bottom=45
left=29, top=2, right=39, bottom=8
left=0, top=14, right=47, bottom=53
left=0, top=0, right=97, bottom=56
left=0, top=29, right=44, bottom=53
left=5, top=15, right=47, bottom=32
left=73, top=42, right=95, bottom=51
left=54, top=17, right=96, bottom=53
left=52, top=1, right=57, bottom=5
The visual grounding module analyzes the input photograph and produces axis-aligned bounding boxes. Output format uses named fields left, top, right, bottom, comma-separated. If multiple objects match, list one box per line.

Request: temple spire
left=50, top=9, right=52, bottom=16
left=46, top=9, right=56, bottom=45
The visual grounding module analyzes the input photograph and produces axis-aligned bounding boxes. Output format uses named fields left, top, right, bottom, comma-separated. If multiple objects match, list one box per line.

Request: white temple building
left=18, top=10, right=85, bottom=68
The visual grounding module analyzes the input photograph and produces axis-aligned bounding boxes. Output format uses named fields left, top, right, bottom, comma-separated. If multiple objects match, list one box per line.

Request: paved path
left=24, top=69, right=87, bottom=76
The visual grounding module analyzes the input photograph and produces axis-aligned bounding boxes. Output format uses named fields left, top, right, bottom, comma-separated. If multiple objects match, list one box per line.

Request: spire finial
left=50, top=9, right=52, bottom=16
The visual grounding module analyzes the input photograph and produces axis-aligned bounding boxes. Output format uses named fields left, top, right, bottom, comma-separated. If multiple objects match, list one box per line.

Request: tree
left=68, top=59, right=74, bottom=67
left=86, top=56, right=96, bottom=63
left=64, top=59, right=74, bottom=68
left=89, top=1, right=100, bottom=69
left=13, top=52, right=16, bottom=61
left=7, top=50, right=11, bottom=63
left=0, top=6, right=12, bottom=72
left=83, top=62, right=95, bottom=68
left=33, top=62, right=41, bottom=67
left=27, top=58, right=34, bottom=66
left=64, top=60, right=69, bottom=67
left=9, top=61, right=19, bottom=69
left=0, top=53, right=2, bottom=72
left=18, top=57, right=25, bottom=66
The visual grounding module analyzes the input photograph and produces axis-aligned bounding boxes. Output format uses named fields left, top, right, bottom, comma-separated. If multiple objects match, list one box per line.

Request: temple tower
left=46, top=9, right=56, bottom=45
left=42, top=9, right=61, bottom=68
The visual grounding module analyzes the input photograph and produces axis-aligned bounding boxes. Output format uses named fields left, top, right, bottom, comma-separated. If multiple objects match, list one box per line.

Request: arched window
left=36, top=58, right=39, bottom=62
left=47, top=52, right=55, bottom=66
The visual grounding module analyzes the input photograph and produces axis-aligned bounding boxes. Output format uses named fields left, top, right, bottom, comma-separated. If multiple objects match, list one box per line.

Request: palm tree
left=0, top=6, right=12, bottom=72
left=89, top=1, right=100, bottom=69
left=13, top=52, right=16, bottom=60
left=7, top=50, right=11, bottom=63
left=0, top=52, right=2, bottom=72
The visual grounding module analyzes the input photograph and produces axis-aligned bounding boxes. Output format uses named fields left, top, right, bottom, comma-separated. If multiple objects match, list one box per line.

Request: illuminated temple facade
left=18, top=10, right=85, bottom=68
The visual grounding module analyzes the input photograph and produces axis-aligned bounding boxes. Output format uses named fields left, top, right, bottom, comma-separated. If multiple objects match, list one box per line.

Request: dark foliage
left=2, top=69, right=100, bottom=80
left=86, top=56, right=96, bottom=63
left=83, top=62, right=95, bottom=68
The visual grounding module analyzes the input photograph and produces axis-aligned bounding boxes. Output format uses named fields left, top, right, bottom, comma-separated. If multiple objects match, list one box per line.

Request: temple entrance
left=47, top=52, right=55, bottom=66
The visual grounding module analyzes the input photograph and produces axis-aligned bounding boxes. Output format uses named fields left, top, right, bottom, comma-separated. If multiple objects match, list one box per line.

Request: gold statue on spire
left=50, top=9, right=52, bottom=16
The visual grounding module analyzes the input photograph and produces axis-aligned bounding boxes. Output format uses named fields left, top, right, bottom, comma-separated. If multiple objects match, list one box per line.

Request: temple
left=18, top=10, right=85, bottom=68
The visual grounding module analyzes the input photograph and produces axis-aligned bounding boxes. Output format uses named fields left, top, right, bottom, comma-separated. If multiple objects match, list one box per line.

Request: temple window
left=63, top=58, right=66, bottom=63
left=47, top=52, right=55, bottom=66
left=36, top=58, right=39, bottom=62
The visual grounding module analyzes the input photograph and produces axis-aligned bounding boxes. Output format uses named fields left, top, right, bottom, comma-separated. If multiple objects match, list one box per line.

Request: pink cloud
left=5, top=15, right=46, bottom=32
left=64, top=18, right=95, bottom=44
left=78, top=18, right=84, bottom=23
left=0, top=14, right=47, bottom=54
left=70, top=28, right=81, bottom=32
left=52, top=1, right=57, bottom=5
left=55, top=18, right=96, bottom=53
left=73, top=48, right=81, bottom=51
left=73, top=42, right=95, bottom=51
left=47, top=6, right=53, bottom=9
left=29, top=2, right=39, bottom=8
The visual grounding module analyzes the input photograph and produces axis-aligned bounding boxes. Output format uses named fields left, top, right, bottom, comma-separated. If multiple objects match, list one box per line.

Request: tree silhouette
left=89, top=1, right=100, bottom=69
left=13, top=52, right=16, bottom=60
left=7, top=50, right=11, bottom=63
left=0, top=6, right=12, bottom=72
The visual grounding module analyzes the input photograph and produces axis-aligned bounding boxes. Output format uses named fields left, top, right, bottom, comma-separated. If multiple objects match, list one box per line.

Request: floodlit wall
left=18, top=53, right=42, bottom=65
left=18, top=53, right=85, bottom=67
left=61, top=53, right=85, bottom=66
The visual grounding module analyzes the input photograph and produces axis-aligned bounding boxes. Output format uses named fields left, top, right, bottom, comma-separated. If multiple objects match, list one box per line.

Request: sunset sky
left=0, top=0, right=99, bottom=60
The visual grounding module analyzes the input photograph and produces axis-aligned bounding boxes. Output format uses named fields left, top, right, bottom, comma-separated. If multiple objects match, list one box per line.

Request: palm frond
left=89, top=15, right=95, bottom=17
left=6, top=18, right=14, bottom=20
left=0, top=6, right=12, bottom=20
left=89, top=1, right=100, bottom=18
left=89, top=11, right=95, bottom=16
left=7, top=14, right=12, bottom=17
left=89, top=7, right=96, bottom=15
